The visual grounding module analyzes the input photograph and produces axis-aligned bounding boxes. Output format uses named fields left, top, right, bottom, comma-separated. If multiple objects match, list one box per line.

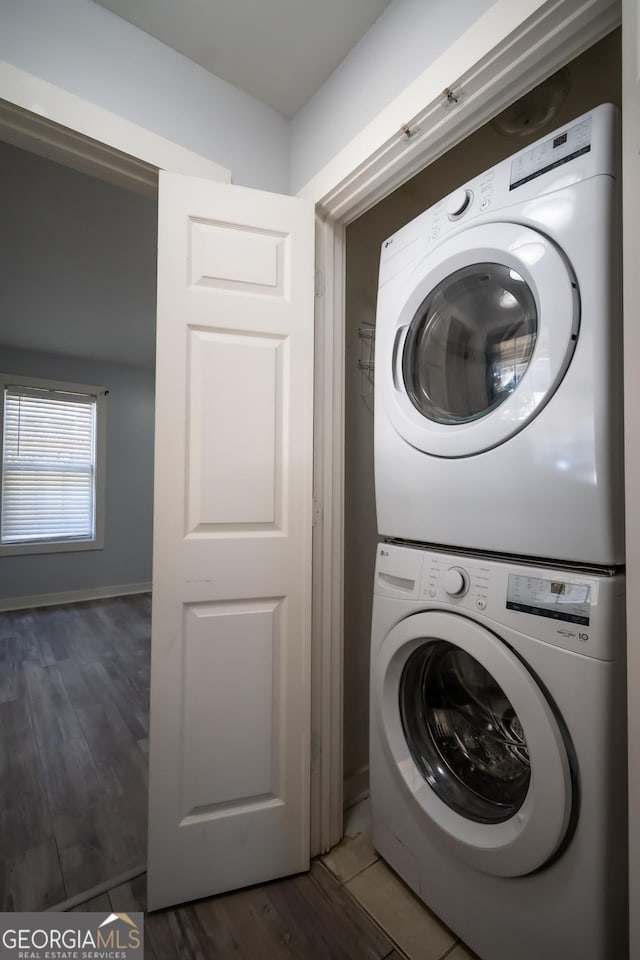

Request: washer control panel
left=375, top=543, right=624, bottom=661
left=421, top=554, right=491, bottom=611
left=443, top=566, right=468, bottom=596
left=506, top=574, right=591, bottom=625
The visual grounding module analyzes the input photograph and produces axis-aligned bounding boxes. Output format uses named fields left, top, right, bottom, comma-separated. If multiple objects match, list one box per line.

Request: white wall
left=0, top=0, right=290, bottom=193
left=290, top=0, right=495, bottom=194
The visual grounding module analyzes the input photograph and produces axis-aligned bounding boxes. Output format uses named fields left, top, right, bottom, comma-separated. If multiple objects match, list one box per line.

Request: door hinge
left=315, top=269, right=324, bottom=299
left=312, top=498, right=322, bottom=527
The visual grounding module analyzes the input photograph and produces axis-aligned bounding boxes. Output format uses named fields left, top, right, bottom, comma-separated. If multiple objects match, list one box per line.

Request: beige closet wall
left=343, top=29, right=622, bottom=802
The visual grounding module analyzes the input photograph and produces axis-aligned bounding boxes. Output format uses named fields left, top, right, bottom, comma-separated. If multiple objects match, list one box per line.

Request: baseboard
left=0, top=581, right=152, bottom=612
left=343, top=764, right=369, bottom=810
left=47, top=865, right=147, bottom=912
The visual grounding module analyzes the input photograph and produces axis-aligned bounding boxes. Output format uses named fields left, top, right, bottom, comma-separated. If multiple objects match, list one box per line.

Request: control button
left=476, top=598, right=487, bottom=610
left=479, top=199, right=490, bottom=211
left=443, top=567, right=469, bottom=597
left=428, top=587, right=436, bottom=598
left=446, top=188, right=472, bottom=220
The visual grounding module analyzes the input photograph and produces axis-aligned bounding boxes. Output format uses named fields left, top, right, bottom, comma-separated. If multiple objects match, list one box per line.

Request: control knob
left=446, top=188, right=472, bottom=219
left=443, top=566, right=469, bottom=597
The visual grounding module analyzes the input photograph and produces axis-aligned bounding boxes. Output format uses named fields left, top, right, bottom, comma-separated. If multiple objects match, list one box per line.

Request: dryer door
left=379, top=222, right=579, bottom=457
left=372, top=610, right=575, bottom=877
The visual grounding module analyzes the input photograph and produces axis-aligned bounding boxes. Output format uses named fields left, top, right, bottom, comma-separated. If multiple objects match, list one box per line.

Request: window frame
left=0, top=373, right=106, bottom=556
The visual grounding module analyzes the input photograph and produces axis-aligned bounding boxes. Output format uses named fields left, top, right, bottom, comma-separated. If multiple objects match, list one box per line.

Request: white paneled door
left=147, top=172, right=315, bottom=911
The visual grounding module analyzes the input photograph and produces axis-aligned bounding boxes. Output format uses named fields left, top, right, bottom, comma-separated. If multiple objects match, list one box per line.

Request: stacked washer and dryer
left=370, top=103, right=627, bottom=960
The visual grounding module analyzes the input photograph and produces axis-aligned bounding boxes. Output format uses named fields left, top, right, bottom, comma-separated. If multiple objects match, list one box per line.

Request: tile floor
left=322, top=799, right=479, bottom=960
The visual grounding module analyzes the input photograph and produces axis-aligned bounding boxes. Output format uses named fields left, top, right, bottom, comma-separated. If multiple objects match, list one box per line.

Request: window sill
left=0, top=536, right=104, bottom=557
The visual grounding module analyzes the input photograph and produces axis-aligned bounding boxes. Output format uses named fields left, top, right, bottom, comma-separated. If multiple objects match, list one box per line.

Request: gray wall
left=0, top=141, right=158, bottom=367
left=343, top=30, right=622, bottom=791
left=0, top=348, right=155, bottom=602
left=0, top=140, right=158, bottom=603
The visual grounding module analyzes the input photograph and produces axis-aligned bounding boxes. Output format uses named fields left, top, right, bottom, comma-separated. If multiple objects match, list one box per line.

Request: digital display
left=510, top=116, right=592, bottom=190
left=506, top=574, right=591, bottom=625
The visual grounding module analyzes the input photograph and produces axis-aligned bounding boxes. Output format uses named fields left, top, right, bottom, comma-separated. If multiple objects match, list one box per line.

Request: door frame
left=0, top=59, right=230, bottom=193
left=0, top=0, right=626, bottom=887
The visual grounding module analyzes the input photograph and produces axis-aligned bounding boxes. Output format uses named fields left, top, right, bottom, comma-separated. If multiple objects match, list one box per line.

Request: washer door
left=372, top=610, right=574, bottom=877
left=381, top=222, right=579, bottom=457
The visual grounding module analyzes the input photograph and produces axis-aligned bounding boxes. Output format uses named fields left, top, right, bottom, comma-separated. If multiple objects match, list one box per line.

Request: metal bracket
left=442, top=85, right=466, bottom=110
left=401, top=122, right=420, bottom=140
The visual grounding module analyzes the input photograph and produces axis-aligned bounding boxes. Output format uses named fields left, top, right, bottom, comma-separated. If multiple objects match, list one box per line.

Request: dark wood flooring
left=0, top=594, right=151, bottom=910
left=71, top=863, right=404, bottom=960
left=1, top=595, right=405, bottom=960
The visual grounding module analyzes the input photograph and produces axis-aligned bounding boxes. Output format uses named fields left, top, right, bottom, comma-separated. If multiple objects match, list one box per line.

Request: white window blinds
left=1, top=385, right=97, bottom=544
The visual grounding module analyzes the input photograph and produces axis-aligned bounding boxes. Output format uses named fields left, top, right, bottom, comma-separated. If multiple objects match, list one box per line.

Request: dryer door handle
left=392, top=325, right=409, bottom=391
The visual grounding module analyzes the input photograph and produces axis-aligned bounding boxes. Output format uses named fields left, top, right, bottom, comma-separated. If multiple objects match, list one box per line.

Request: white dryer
left=374, top=104, right=623, bottom=565
left=369, top=541, right=627, bottom=960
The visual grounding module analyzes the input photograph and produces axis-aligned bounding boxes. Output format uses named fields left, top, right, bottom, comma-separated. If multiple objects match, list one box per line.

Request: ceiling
left=93, top=0, right=393, bottom=118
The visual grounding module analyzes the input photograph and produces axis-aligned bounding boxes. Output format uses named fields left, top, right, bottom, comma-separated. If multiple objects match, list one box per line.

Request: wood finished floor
left=0, top=594, right=453, bottom=960
left=0, top=594, right=151, bottom=911
left=71, top=864, right=406, bottom=960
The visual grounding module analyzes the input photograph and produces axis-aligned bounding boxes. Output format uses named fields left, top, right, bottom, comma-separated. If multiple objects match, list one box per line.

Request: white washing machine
left=370, top=541, right=627, bottom=960
left=374, top=104, right=623, bottom=565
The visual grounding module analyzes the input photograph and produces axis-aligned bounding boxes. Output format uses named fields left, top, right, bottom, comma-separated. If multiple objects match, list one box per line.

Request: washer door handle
left=392, top=325, right=409, bottom=391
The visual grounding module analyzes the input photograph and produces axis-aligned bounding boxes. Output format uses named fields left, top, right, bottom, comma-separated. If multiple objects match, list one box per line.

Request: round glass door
left=373, top=610, right=574, bottom=876
left=400, top=640, right=531, bottom=823
left=380, top=222, right=579, bottom=458
left=402, top=264, right=538, bottom=425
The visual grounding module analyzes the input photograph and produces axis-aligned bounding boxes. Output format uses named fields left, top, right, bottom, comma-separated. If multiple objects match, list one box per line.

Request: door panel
left=147, top=172, right=314, bottom=911
left=186, top=328, right=284, bottom=528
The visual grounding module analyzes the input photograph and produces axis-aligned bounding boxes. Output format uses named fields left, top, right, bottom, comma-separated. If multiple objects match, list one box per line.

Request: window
left=0, top=375, right=106, bottom=555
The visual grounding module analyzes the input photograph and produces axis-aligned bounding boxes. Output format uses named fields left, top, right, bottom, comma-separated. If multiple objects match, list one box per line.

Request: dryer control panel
left=377, top=103, right=618, bottom=291
left=509, top=115, right=592, bottom=191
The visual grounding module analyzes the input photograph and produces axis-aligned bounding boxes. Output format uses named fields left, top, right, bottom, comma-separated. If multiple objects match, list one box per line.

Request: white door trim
left=298, top=0, right=619, bottom=215
left=621, top=0, right=639, bottom=954
left=0, top=59, right=230, bottom=193
left=308, top=0, right=621, bottom=855
left=310, top=212, right=347, bottom=855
